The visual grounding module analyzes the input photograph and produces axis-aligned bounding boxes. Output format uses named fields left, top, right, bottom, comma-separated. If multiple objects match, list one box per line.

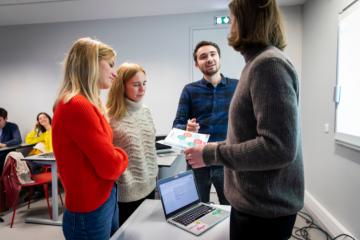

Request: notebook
left=156, top=128, right=210, bottom=150
left=157, top=170, right=230, bottom=236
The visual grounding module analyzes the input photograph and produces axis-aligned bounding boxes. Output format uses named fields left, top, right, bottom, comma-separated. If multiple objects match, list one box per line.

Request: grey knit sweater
left=109, top=98, right=158, bottom=202
left=203, top=46, right=304, bottom=218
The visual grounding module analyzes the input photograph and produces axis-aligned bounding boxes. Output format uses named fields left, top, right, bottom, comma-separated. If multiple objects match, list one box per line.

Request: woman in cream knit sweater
left=106, top=63, right=158, bottom=227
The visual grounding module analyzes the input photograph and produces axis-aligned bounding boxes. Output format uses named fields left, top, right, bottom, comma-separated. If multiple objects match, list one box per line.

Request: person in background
left=0, top=108, right=22, bottom=176
left=25, top=112, right=53, bottom=175
left=173, top=41, right=238, bottom=205
left=0, top=108, right=21, bottom=223
left=106, top=63, right=158, bottom=227
left=52, top=38, right=128, bottom=240
left=184, top=0, right=304, bottom=239
left=25, top=112, right=53, bottom=152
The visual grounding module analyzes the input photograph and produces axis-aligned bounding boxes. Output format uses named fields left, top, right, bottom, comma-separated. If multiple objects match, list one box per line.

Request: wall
left=2, top=11, right=234, bottom=138
left=0, top=7, right=302, bottom=178
left=301, top=0, right=360, bottom=238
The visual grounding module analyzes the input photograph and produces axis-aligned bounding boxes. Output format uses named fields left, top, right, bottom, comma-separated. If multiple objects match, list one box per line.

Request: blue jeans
left=188, top=165, right=230, bottom=205
left=62, top=184, right=119, bottom=240
left=27, top=161, right=48, bottom=175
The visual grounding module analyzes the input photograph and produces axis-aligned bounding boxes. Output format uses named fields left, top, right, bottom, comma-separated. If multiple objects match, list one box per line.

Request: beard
left=200, top=63, right=221, bottom=76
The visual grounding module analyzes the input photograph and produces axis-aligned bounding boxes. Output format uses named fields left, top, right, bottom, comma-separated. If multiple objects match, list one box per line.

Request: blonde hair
left=53, top=37, right=116, bottom=115
left=106, top=63, right=145, bottom=121
left=228, top=0, right=287, bottom=52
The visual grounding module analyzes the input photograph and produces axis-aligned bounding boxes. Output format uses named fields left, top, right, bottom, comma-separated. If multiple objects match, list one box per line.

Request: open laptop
left=157, top=170, right=230, bottom=236
left=155, top=135, right=172, bottom=152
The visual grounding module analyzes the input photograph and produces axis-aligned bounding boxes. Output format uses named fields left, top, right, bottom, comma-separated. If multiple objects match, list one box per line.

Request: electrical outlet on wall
left=324, top=124, right=329, bottom=133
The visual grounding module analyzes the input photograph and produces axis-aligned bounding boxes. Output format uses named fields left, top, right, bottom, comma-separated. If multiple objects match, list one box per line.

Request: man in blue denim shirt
left=173, top=41, right=238, bottom=205
left=0, top=108, right=22, bottom=223
left=0, top=108, right=22, bottom=176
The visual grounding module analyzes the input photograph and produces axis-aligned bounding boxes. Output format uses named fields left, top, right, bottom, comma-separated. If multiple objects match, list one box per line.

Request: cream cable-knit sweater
left=109, top=98, right=158, bottom=202
left=5, top=152, right=34, bottom=184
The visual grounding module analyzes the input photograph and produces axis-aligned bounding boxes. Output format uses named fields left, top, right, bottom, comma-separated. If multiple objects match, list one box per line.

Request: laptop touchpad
left=199, top=214, right=219, bottom=225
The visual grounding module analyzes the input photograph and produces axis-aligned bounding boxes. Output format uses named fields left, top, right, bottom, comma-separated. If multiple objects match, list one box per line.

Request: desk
left=0, top=143, right=35, bottom=152
left=156, top=148, right=183, bottom=182
left=156, top=148, right=182, bottom=168
left=21, top=152, right=61, bottom=226
left=18, top=149, right=183, bottom=227
left=110, top=200, right=231, bottom=240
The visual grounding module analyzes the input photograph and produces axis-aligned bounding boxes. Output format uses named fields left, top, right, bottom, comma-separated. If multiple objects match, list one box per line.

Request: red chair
left=43, top=166, right=51, bottom=173
left=10, top=163, right=64, bottom=228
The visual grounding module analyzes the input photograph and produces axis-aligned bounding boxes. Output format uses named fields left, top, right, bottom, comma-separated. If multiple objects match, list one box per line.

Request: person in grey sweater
left=184, top=0, right=304, bottom=239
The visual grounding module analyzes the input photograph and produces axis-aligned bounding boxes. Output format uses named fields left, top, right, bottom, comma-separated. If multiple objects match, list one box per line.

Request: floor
left=0, top=192, right=325, bottom=240
left=0, top=188, right=66, bottom=240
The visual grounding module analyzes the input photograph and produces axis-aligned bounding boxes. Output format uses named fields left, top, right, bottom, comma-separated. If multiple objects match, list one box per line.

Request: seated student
left=25, top=112, right=53, bottom=175
left=106, top=63, right=158, bottom=227
left=0, top=108, right=21, bottom=223
left=0, top=108, right=22, bottom=176
left=26, top=112, right=53, bottom=151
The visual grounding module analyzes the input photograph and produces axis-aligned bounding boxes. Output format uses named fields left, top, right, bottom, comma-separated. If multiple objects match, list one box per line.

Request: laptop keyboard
left=172, top=204, right=216, bottom=226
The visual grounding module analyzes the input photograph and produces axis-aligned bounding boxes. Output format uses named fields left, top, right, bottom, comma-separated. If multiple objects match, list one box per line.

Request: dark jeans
left=189, top=165, right=230, bottom=205
left=0, top=153, right=7, bottom=177
left=118, top=189, right=155, bottom=227
left=27, top=161, right=49, bottom=175
left=62, top=184, right=119, bottom=240
left=230, top=207, right=297, bottom=240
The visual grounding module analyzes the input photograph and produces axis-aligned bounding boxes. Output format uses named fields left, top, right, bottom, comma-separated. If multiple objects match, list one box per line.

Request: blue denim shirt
left=173, top=74, right=238, bottom=168
left=0, top=121, right=22, bottom=169
left=0, top=121, right=21, bottom=147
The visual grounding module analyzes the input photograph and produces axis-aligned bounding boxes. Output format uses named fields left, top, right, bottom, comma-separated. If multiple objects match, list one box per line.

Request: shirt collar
left=201, top=73, right=227, bottom=87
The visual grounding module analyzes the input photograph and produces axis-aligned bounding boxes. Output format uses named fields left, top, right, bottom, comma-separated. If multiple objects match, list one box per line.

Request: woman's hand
left=33, top=121, right=39, bottom=131
left=207, top=142, right=218, bottom=146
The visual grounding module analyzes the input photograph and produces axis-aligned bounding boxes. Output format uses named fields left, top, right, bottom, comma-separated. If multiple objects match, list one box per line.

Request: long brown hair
left=228, top=0, right=287, bottom=52
left=106, top=63, right=145, bottom=122
left=35, top=112, right=52, bottom=136
left=53, top=38, right=116, bottom=115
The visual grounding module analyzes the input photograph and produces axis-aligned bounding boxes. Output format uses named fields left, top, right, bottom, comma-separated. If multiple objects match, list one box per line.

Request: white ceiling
left=0, top=0, right=307, bottom=26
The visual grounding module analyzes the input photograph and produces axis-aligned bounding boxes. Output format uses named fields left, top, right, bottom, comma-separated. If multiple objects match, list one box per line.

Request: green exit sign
left=214, top=16, right=230, bottom=25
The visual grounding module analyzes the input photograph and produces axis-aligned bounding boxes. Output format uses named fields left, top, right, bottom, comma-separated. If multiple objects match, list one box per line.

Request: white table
left=21, top=152, right=61, bottom=226
left=156, top=148, right=183, bottom=168
left=156, top=148, right=183, bottom=184
left=110, top=199, right=231, bottom=240
left=0, top=143, right=35, bottom=152
left=17, top=149, right=182, bottom=227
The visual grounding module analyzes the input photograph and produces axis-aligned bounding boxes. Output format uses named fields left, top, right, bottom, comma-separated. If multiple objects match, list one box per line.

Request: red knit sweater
left=52, top=94, right=128, bottom=213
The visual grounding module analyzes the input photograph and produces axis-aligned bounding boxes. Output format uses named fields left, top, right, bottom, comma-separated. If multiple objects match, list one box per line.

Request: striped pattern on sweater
left=109, top=98, right=158, bottom=202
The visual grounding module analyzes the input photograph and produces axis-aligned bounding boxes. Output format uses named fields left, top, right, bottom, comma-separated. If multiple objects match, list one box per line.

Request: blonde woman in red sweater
left=52, top=38, right=129, bottom=240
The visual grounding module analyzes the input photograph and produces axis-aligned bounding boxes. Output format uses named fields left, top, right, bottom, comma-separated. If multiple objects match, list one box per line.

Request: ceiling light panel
left=17, top=0, right=65, bottom=3
left=0, top=0, right=19, bottom=5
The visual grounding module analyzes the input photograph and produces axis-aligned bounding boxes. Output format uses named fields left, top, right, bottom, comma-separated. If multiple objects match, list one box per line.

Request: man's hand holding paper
left=186, top=118, right=200, bottom=133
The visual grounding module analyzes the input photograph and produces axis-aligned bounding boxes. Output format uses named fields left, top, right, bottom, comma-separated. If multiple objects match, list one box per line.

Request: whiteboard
left=190, top=26, right=245, bottom=82
left=335, top=0, right=360, bottom=151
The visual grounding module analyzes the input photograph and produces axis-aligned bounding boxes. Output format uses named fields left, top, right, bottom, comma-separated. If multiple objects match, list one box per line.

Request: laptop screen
left=158, top=172, right=199, bottom=215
